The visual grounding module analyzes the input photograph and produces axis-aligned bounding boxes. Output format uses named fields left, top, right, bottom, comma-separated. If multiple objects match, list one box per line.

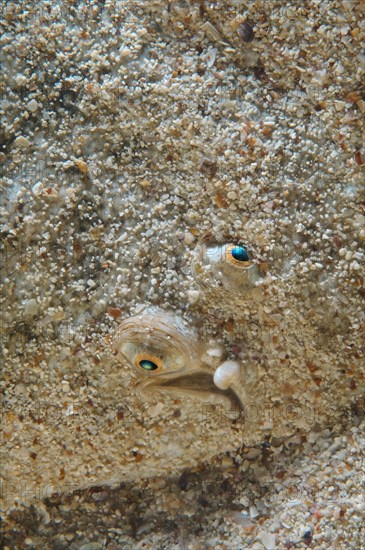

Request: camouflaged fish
left=1, top=0, right=364, bottom=512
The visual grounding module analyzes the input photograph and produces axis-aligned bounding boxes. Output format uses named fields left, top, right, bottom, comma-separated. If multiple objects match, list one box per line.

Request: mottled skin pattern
left=1, top=0, right=364, bottom=511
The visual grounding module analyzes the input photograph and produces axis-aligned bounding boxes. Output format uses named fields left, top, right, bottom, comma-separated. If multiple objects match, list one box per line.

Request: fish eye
left=135, top=354, right=162, bottom=373
left=225, top=244, right=251, bottom=265
left=191, top=237, right=262, bottom=295
left=114, top=308, right=199, bottom=379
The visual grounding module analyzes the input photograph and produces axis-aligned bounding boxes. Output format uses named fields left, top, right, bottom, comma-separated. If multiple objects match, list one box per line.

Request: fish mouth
left=141, top=372, right=244, bottom=414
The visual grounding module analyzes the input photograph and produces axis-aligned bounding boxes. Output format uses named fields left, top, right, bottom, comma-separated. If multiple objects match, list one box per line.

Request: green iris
left=139, top=359, right=159, bottom=371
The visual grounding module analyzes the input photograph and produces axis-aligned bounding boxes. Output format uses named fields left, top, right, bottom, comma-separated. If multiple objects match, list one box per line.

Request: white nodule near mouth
left=213, top=360, right=241, bottom=390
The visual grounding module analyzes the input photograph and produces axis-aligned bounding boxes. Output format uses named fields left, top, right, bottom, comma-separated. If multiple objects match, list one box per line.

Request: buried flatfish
left=1, top=0, right=364, bottom=513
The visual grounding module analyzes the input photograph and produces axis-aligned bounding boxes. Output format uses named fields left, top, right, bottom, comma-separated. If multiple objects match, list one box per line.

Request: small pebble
left=14, top=135, right=31, bottom=147
left=26, top=99, right=39, bottom=112
left=24, top=298, right=39, bottom=316
left=79, top=544, right=103, bottom=550
left=238, top=21, right=255, bottom=42
left=259, top=531, right=276, bottom=549
left=187, top=289, right=200, bottom=303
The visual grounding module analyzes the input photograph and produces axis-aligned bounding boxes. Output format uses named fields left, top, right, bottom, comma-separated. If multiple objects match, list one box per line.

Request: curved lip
left=140, top=371, right=244, bottom=413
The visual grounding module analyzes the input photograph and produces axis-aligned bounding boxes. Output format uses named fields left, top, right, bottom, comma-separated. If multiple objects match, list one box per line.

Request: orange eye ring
left=134, top=354, right=163, bottom=373
left=225, top=244, right=253, bottom=267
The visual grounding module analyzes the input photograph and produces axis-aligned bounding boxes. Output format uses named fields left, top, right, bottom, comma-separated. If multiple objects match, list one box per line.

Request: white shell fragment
left=213, top=360, right=241, bottom=390
left=201, top=343, right=225, bottom=368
